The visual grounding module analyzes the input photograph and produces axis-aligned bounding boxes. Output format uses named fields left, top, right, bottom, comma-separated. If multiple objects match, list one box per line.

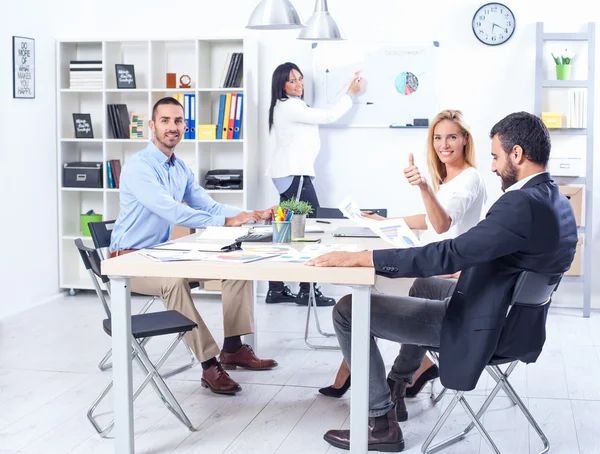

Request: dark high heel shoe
left=406, top=364, right=439, bottom=398
left=319, top=376, right=351, bottom=398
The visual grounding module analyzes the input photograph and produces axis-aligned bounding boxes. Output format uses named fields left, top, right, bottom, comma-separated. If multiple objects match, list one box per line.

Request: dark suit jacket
left=373, top=173, right=577, bottom=390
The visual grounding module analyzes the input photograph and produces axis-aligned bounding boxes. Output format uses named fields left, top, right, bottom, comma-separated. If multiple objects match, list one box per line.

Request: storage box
left=170, top=225, right=195, bottom=240
left=203, top=280, right=222, bottom=292
left=559, top=185, right=583, bottom=226
left=63, top=162, right=103, bottom=188
left=565, top=235, right=583, bottom=276
left=81, top=213, right=103, bottom=236
left=197, top=124, right=217, bottom=140
left=541, top=112, right=563, bottom=128
left=548, top=157, right=582, bottom=177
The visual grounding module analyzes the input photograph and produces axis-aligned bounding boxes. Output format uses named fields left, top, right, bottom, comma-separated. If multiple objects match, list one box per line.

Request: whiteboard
left=310, top=41, right=439, bottom=127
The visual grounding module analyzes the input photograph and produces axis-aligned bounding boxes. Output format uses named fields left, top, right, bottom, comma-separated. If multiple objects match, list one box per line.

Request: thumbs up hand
left=404, top=153, right=427, bottom=188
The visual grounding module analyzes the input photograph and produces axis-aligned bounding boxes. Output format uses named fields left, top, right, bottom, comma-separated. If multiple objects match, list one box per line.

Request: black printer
left=205, top=169, right=243, bottom=190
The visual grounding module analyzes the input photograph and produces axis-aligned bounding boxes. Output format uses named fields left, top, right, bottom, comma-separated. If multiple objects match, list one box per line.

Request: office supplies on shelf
left=115, top=64, right=136, bottom=89
left=233, top=93, right=243, bottom=139
left=73, top=113, right=94, bottom=138
left=63, top=162, right=103, bottom=188
left=166, top=73, right=176, bottom=88
left=179, top=74, right=191, bottom=88
left=216, top=94, right=226, bottom=139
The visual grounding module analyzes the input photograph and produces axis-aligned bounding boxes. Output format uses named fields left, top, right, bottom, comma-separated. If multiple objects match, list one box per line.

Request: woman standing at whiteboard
left=265, top=62, right=364, bottom=306
left=320, top=109, right=487, bottom=406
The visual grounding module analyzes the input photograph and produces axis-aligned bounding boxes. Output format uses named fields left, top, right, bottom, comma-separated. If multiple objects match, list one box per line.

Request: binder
left=216, top=94, right=226, bottom=140
left=222, top=93, right=232, bottom=139
left=227, top=93, right=237, bottom=140
left=233, top=93, right=243, bottom=139
left=220, top=53, right=233, bottom=88
left=225, top=53, right=239, bottom=88
left=110, top=159, right=122, bottom=188
left=189, top=94, right=196, bottom=139
left=183, top=94, right=191, bottom=140
left=233, top=53, right=244, bottom=88
left=116, top=104, right=130, bottom=139
left=106, top=160, right=115, bottom=188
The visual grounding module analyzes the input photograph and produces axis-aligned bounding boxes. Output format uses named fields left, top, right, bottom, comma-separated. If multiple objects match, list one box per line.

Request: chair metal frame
left=88, top=220, right=196, bottom=377
left=421, top=271, right=561, bottom=454
left=75, top=239, right=194, bottom=437
left=303, top=208, right=388, bottom=350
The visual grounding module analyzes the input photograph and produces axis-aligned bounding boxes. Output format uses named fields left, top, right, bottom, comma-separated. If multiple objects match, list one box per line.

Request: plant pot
left=291, top=214, right=307, bottom=239
left=556, top=64, right=572, bottom=81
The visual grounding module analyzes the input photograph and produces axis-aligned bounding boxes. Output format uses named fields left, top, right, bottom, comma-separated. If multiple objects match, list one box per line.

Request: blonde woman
left=320, top=110, right=487, bottom=409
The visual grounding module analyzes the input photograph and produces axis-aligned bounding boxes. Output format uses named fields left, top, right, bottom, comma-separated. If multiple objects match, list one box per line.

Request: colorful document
left=204, top=251, right=276, bottom=263
left=141, top=250, right=207, bottom=262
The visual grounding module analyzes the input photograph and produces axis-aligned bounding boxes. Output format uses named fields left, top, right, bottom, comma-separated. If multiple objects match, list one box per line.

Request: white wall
left=1, top=0, right=598, bottom=317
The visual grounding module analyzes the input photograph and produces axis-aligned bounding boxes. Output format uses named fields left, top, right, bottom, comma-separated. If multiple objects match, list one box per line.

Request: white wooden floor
left=1, top=291, right=599, bottom=453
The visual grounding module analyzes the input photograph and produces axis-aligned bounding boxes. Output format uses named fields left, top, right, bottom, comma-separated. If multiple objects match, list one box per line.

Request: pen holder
left=272, top=221, right=292, bottom=243
left=291, top=214, right=307, bottom=239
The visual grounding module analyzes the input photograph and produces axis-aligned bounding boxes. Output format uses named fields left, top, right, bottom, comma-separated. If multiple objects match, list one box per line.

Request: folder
left=227, top=93, right=237, bottom=140
left=216, top=93, right=226, bottom=140
left=189, top=94, right=196, bottom=140
left=106, top=160, right=115, bottom=188
left=233, top=93, right=243, bottom=139
left=222, top=93, right=232, bottom=140
left=110, top=159, right=122, bottom=188
left=183, top=94, right=191, bottom=140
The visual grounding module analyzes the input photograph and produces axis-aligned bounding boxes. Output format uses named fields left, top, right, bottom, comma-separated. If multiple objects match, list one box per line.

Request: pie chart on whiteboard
left=395, top=72, right=419, bottom=95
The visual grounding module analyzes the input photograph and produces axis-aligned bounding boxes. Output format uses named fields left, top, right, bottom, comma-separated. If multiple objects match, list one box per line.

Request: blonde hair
left=426, top=109, right=476, bottom=193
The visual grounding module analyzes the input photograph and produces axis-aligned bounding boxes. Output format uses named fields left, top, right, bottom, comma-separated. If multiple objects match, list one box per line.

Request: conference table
left=102, top=219, right=392, bottom=453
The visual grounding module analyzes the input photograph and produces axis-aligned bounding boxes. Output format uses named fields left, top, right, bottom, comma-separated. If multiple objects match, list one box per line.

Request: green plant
left=279, top=197, right=313, bottom=215
left=551, top=49, right=575, bottom=65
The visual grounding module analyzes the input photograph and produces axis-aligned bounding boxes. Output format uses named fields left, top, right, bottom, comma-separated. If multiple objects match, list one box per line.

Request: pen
left=316, top=220, right=331, bottom=224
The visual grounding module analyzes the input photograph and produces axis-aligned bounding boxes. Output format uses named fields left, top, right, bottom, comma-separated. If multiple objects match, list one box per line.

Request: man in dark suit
left=307, top=112, right=578, bottom=452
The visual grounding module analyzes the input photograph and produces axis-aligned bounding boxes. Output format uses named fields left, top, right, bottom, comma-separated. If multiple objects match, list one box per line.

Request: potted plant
left=551, top=50, right=575, bottom=81
left=279, top=197, right=313, bottom=238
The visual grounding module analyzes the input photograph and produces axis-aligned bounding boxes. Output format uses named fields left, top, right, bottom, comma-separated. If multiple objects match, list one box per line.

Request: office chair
left=74, top=239, right=195, bottom=437
left=88, top=220, right=196, bottom=377
left=304, top=207, right=387, bottom=350
left=421, top=271, right=561, bottom=454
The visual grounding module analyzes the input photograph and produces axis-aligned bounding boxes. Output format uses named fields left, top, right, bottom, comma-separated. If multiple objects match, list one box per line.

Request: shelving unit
left=534, top=22, right=595, bottom=316
left=56, top=38, right=258, bottom=292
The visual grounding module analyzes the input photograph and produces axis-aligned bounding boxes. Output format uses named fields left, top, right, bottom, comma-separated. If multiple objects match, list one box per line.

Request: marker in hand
left=355, top=70, right=362, bottom=82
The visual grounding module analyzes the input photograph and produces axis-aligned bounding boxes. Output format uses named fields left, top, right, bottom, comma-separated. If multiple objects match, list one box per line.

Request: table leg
left=243, top=280, right=258, bottom=352
left=349, top=285, right=371, bottom=453
left=111, top=277, right=134, bottom=453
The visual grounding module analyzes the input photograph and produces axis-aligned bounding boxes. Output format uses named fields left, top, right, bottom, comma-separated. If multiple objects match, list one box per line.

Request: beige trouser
left=130, top=278, right=254, bottom=362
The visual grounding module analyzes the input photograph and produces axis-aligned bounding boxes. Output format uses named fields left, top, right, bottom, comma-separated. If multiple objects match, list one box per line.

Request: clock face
left=472, top=2, right=516, bottom=46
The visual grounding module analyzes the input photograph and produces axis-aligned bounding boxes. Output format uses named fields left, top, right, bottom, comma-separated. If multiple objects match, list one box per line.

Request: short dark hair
left=268, top=62, right=304, bottom=132
left=489, top=111, right=551, bottom=166
left=152, top=97, right=184, bottom=122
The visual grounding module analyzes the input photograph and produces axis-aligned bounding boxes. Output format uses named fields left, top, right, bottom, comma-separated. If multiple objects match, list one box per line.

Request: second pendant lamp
left=297, top=0, right=345, bottom=40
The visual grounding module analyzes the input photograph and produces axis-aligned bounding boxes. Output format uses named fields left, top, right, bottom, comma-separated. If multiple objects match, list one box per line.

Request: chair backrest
left=74, top=238, right=111, bottom=318
left=316, top=207, right=388, bottom=219
left=88, top=220, right=115, bottom=259
left=509, top=271, right=562, bottom=308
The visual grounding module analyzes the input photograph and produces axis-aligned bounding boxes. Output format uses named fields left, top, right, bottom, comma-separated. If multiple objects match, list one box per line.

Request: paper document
left=153, top=242, right=233, bottom=252
left=337, top=197, right=420, bottom=248
left=241, top=244, right=292, bottom=254
left=141, top=250, right=208, bottom=262
left=203, top=250, right=277, bottom=264
left=301, top=244, right=361, bottom=253
left=198, top=226, right=249, bottom=240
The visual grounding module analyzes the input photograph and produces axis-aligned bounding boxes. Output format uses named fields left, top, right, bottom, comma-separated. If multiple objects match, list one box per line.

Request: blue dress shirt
left=110, top=141, right=242, bottom=251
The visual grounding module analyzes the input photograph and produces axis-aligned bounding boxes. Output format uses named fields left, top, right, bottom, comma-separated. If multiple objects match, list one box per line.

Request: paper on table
left=241, top=244, right=292, bottom=254
left=153, top=242, right=233, bottom=252
left=337, top=197, right=420, bottom=248
left=141, top=250, right=208, bottom=262
left=301, top=243, right=361, bottom=253
left=203, top=250, right=278, bottom=263
left=197, top=226, right=249, bottom=240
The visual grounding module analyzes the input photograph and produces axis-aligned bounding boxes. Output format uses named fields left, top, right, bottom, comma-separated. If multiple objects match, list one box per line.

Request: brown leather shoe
left=201, top=362, right=242, bottom=395
left=388, top=378, right=408, bottom=422
left=219, top=344, right=278, bottom=370
left=323, top=407, right=405, bottom=452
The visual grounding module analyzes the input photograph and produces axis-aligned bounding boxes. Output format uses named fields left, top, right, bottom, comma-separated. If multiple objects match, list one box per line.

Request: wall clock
left=472, top=3, right=516, bottom=46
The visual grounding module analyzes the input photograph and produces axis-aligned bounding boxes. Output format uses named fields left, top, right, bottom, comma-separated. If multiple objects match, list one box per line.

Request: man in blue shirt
left=110, top=97, right=277, bottom=395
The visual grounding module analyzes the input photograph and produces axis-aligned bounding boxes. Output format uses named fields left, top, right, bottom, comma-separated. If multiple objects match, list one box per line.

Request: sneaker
left=265, top=286, right=297, bottom=304
left=296, top=287, right=336, bottom=306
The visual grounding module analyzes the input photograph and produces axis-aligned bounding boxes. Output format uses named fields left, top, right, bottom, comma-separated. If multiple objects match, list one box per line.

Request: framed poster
left=72, top=113, right=94, bottom=138
left=13, top=36, right=35, bottom=99
left=115, top=64, right=136, bottom=89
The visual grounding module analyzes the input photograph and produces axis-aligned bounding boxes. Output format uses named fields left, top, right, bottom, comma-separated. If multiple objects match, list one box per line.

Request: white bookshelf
left=56, top=38, right=258, bottom=292
left=534, top=22, right=595, bottom=316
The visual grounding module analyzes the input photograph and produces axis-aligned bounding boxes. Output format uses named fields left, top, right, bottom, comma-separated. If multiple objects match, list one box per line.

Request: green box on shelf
left=80, top=213, right=103, bottom=237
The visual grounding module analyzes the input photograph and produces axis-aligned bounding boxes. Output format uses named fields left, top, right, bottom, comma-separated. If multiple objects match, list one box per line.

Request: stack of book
left=107, top=104, right=131, bottom=139
left=568, top=89, right=587, bottom=128
left=69, top=60, right=102, bottom=89
left=220, top=52, right=243, bottom=88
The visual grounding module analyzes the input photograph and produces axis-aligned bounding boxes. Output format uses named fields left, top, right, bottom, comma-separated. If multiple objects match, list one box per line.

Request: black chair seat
left=103, top=310, right=197, bottom=338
